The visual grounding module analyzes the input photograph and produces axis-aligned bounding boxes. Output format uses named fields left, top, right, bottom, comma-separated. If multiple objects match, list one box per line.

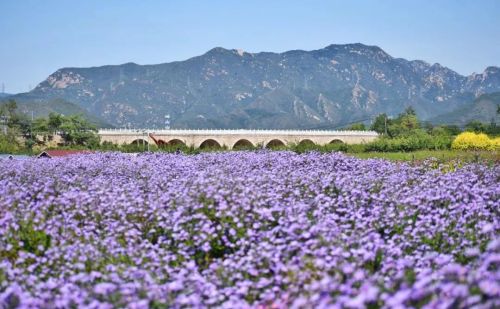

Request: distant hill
left=429, top=92, right=500, bottom=126
left=0, top=93, right=12, bottom=98
left=12, top=43, right=500, bottom=129
left=0, top=97, right=111, bottom=127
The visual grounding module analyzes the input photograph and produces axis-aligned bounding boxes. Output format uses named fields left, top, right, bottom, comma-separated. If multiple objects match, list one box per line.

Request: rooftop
left=38, top=150, right=93, bottom=158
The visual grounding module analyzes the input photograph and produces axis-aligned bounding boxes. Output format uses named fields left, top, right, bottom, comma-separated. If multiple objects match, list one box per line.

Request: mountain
left=429, top=92, right=500, bottom=126
left=0, top=97, right=111, bottom=127
left=0, top=93, right=12, bottom=98
left=14, top=43, right=500, bottom=129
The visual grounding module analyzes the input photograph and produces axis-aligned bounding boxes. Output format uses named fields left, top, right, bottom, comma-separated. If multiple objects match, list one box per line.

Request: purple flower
left=0, top=152, right=498, bottom=307
left=94, top=283, right=117, bottom=295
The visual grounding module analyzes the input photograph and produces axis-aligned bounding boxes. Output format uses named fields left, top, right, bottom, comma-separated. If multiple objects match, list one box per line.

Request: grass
left=3, top=140, right=499, bottom=165
left=349, top=150, right=500, bottom=163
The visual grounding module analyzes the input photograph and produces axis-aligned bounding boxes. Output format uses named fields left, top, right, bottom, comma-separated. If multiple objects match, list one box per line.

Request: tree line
left=1, top=99, right=499, bottom=154
left=0, top=100, right=99, bottom=153
left=341, top=107, right=499, bottom=152
left=346, top=106, right=499, bottom=136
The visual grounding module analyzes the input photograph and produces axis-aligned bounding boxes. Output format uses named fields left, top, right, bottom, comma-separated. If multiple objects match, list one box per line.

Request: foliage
left=367, top=107, right=498, bottom=152
left=345, top=122, right=366, bottom=130
left=370, top=113, right=388, bottom=135
left=464, top=120, right=499, bottom=135
left=1, top=101, right=100, bottom=151
left=451, top=132, right=497, bottom=151
left=465, top=120, right=488, bottom=133
left=0, top=100, right=24, bottom=153
left=365, top=129, right=452, bottom=152
left=441, top=124, right=462, bottom=136
left=387, top=107, right=419, bottom=137
left=288, top=142, right=367, bottom=154
left=0, top=134, right=20, bottom=153
left=58, top=114, right=100, bottom=147
left=492, top=137, right=500, bottom=149
left=371, top=107, right=420, bottom=138
left=2, top=98, right=500, bottom=154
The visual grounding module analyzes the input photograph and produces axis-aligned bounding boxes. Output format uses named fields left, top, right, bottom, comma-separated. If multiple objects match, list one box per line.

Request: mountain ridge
left=0, top=98, right=111, bottom=127
left=428, top=92, right=500, bottom=126
left=10, top=43, right=500, bottom=129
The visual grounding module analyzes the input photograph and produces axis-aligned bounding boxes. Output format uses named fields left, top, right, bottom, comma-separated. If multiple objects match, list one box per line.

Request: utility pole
left=384, top=115, right=388, bottom=136
left=147, top=131, right=150, bottom=152
left=165, top=114, right=170, bottom=130
left=0, top=115, right=8, bottom=135
left=30, top=111, right=34, bottom=139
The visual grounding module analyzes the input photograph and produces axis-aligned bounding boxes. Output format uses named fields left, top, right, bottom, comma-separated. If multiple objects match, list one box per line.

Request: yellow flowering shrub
left=491, top=137, right=500, bottom=150
left=451, top=132, right=495, bottom=151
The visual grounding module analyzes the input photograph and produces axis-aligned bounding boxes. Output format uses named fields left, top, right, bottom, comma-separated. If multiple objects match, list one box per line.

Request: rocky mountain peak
left=10, top=43, right=500, bottom=129
left=205, top=47, right=232, bottom=55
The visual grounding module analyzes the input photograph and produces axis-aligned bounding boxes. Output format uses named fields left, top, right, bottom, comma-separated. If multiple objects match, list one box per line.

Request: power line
left=297, top=117, right=494, bottom=131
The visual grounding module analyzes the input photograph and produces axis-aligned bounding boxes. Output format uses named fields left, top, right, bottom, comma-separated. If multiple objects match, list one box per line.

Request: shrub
left=365, top=131, right=452, bottom=152
left=345, top=143, right=367, bottom=153
left=0, top=135, right=20, bottom=153
left=451, top=132, right=494, bottom=151
left=492, top=137, right=500, bottom=149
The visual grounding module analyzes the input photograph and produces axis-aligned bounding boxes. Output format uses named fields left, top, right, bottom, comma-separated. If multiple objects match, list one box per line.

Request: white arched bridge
left=98, top=129, right=379, bottom=149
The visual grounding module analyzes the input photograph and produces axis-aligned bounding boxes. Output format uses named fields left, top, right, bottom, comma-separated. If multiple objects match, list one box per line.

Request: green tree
left=465, top=121, right=488, bottom=134
left=346, top=123, right=366, bottom=130
left=0, top=99, right=31, bottom=137
left=59, top=114, right=100, bottom=147
left=4, top=99, right=17, bottom=117
left=422, top=121, right=434, bottom=134
left=442, top=125, right=461, bottom=136
left=47, top=113, right=63, bottom=133
left=32, top=113, right=65, bottom=143
left=0, top=100, right=23, bottom=151
left=32, top=117, right=52, bottom=145
left=32, top=117, right=49, bottom=133
left=487, top=118, right=499, bottom=135
left=0, top=134, right=19, bottom=153
left=371, top=114, right=389, bottom=135
left=3, top=99, right=19, bottom=129
left=431, top=126, right=449, bottom=136
left=387, top=109, right=419, bottom=137
left=403, top=106, right=416, bottom=116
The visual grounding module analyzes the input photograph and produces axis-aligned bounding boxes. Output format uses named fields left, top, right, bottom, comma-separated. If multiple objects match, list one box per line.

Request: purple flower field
left=0, top=152, right=499, bottom=308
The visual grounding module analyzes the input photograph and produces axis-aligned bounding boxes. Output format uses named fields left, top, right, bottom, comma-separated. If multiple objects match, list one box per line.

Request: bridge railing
left=98, top=128, right=379, bottom=136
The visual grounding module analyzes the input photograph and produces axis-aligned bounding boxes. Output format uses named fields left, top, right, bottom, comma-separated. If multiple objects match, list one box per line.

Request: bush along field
left=452, top=132, right=500, bottom=151
left=0, top=152, right=499, bottom=308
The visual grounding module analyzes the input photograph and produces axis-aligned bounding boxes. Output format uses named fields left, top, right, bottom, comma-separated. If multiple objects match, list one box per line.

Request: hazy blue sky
left=1, top=0, right=499, bottom=93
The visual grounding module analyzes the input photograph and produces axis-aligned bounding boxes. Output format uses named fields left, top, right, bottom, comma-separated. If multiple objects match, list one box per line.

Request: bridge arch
left=232, top=139, right=255, bottom=150
left=265, top=139, right=286, bottom=149
left=329, top=139, right=344, bottom=144
left=298, top=139, right=315, bottom=146
left=168, top=139, right=186, bottom=147
left=131, top=139, right=149, bottom=145
left=199, top=139, right=222, bottom=149
left=98, top=129, right=378, bottom=148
